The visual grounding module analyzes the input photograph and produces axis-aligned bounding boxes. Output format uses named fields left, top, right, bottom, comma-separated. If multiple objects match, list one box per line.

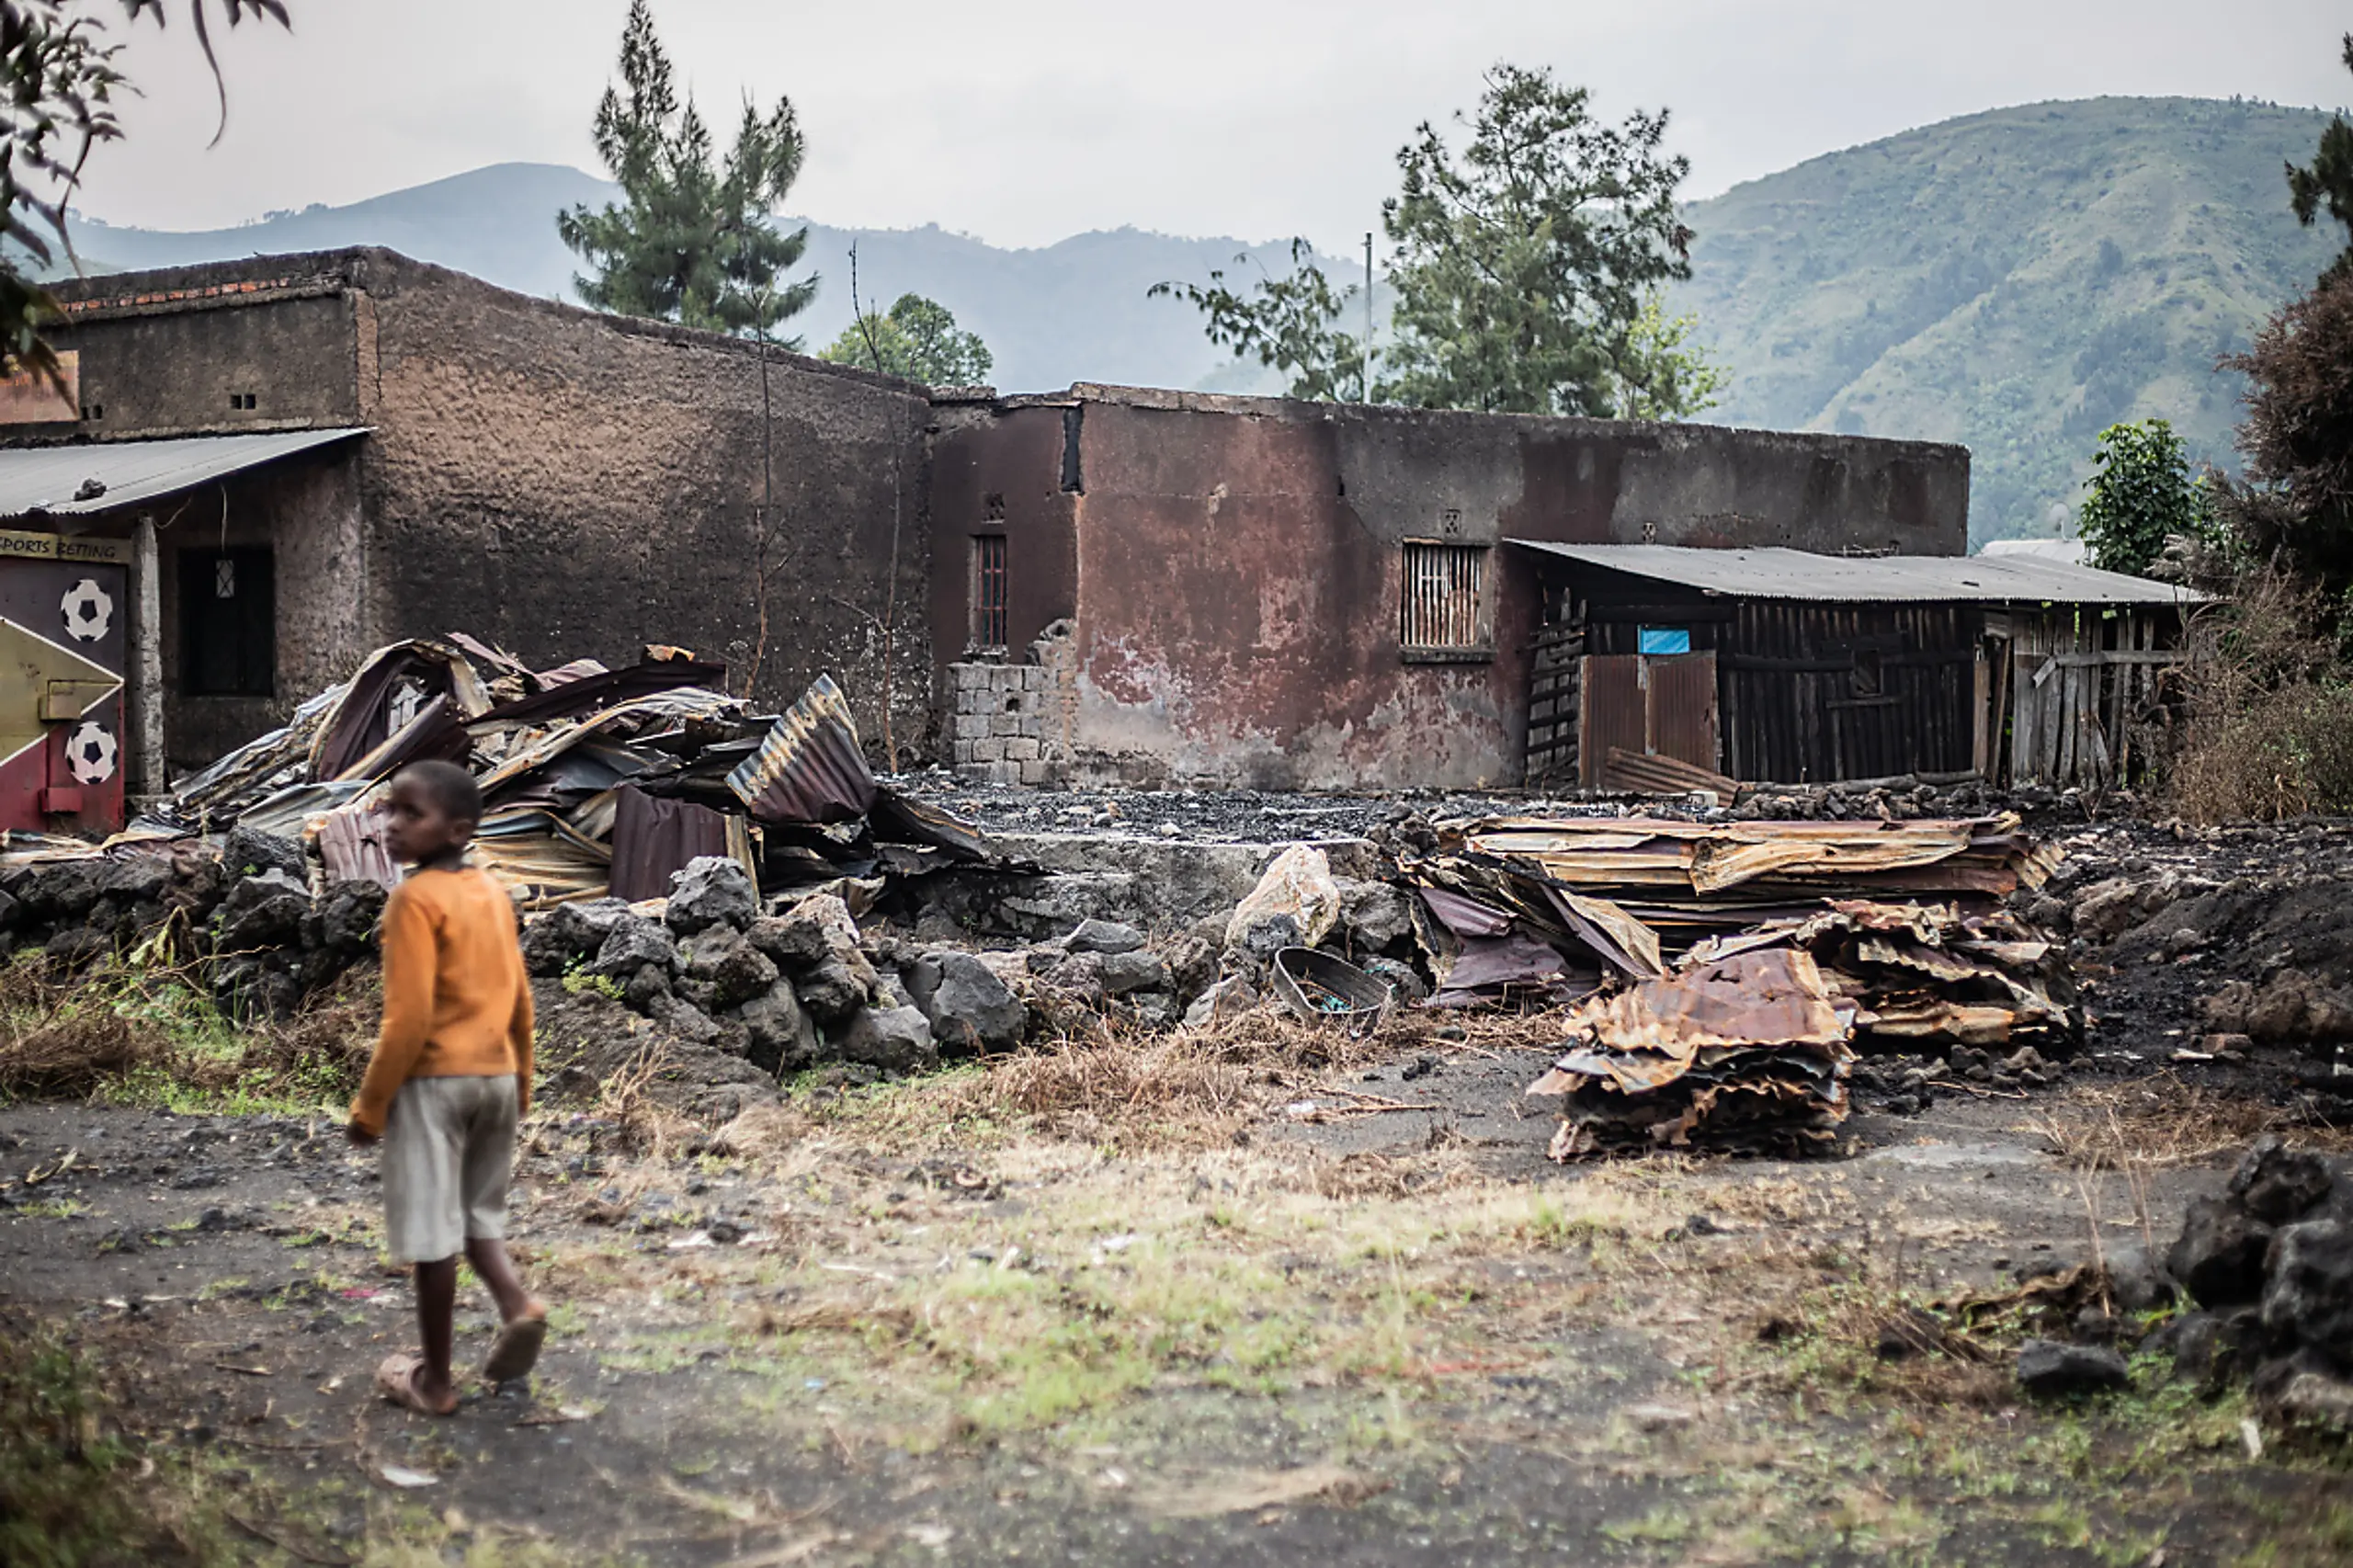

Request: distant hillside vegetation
left=49, top=97, right=2346, bottom=542
left=1675, top=97, right=2340, bottom=542
left=54, top=164, right=1302, bottom=397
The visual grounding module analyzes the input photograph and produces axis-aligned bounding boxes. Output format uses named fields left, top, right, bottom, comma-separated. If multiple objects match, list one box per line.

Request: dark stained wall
left=342, top=251, right=934, bottom=753
left=54, top=281, right=360, bottom=436
left=964, top=386, right=1970, bottom=790
left=926, top=401, right=1076, bottom=673
left=43, top=273, right=371, bottom=770
left=154, top=453, right=370, bottom=770
left=44, top=250, right=937, bottom=766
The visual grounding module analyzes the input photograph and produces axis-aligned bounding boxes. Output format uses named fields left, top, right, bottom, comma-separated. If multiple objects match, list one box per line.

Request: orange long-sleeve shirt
left=348, top=865, right=536, bottom=1139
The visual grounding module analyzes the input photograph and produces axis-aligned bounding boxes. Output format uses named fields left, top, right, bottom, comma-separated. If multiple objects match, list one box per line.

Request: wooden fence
left=1994, top=606, right=2184, bottom=790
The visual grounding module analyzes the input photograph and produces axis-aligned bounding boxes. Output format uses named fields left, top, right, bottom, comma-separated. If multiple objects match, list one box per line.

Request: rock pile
left=2146, top=1136, right=2353, bottom=1433
left=0, top=828, right=388, bottom=1019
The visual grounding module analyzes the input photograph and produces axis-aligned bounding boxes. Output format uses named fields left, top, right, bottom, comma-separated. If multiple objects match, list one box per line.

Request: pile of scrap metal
left=151, top=634, right=996, bottom=910
left=1528, top=949, right=1855, bottom=1158
left=1393, top=813, right=2075, bottom=1158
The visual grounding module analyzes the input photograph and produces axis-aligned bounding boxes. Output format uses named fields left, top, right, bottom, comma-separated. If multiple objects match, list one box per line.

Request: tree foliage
left=1150, top=66, right=1720, bottom=418
left=1380, top=64, right=1699, bottom=418
left=0, top=1, right=290, bottom=383
left=1614, top=292, right=1725, bottom=421
left=2222, top=274, right=2353, bottom=594
left=1147, top=238, right=1368, bottom=402
left=558, top=0, right=814, bottom=341
left=819, top=292, right=993, bottom=386
left=2076, top=417, right=2212, bottom=576
left=2288, top=33, right=2353, bottom=283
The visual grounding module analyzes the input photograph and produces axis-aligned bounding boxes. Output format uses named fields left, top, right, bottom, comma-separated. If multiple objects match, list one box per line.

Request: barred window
left=971, top=534, right=1007, bottom=652
left=1401, top=541, right=1487, bottom=653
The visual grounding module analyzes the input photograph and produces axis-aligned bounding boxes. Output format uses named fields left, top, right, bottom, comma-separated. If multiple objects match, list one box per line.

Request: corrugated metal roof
left=1507, top=541, right=2208, bottom=606
left=727, top=674, right=877, bottom=824
left=0, top=428, right=368, bottom=517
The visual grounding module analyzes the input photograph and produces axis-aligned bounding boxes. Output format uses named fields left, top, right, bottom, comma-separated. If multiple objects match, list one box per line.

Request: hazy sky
left=74, top=0, right=2353, bottom=249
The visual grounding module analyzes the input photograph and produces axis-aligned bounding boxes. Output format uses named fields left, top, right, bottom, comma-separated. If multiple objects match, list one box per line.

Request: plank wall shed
left=1513, top=543, right=2206, bottom=791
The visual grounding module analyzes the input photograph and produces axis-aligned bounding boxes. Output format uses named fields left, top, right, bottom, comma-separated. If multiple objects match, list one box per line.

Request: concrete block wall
left=948, top=619, right=1076, bottom=786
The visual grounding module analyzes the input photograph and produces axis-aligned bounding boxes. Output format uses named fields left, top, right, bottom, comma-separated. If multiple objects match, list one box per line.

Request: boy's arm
left=349, top=886, right=436, bottom=1138
left=508, top=956, right=536, bottom=1119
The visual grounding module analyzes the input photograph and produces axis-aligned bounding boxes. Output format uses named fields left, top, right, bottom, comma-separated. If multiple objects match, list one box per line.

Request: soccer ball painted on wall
left=67, top=721, right=117, bottom=785
left=60, top=579, right=112, bottom=643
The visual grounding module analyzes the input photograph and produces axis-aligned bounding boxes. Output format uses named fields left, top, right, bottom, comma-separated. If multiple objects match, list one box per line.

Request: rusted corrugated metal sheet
left=1576, top=653, right=1718, bottom=787
left=472, top=654, right=726, bottom=729
left=608, top=784, right=731, bottom=903
left=1648, top=651, right=1719, bottom=773
left=1511, top=540, right=2207, bottom=607
left=1601, top=746, right=1738, bottom=800
left=1685, top=898, right=2079, bottom=1052
left=1450, top=814, right=2052, bottom=898
left=1577, top=656, right=1645, bottom=788
left=726, top=674, right=877, bottom=824
left=313, top=640, right=494, bottom=781
left=1526, top=949, right=1855, bottom=1157
left=316, top=802, right=398, bottom=892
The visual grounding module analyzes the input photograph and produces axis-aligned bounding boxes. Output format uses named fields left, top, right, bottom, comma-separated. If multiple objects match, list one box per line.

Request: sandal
left=483, top=1310, right=548, bottom=1384
left=374, top=1352, right=457, bottom=1416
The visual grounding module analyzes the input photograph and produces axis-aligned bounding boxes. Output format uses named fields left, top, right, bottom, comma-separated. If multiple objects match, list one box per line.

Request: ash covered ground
left=8, top=787, right=2353, bottom=1565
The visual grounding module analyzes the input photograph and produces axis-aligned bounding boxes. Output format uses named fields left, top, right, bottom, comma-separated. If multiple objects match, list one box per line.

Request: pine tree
left=557, top=0, right=815, bottom=341
left=2288, top=34, right=2353, bottom=283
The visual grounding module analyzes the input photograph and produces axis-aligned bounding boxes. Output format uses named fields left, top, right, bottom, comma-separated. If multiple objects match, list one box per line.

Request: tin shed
left=1510, top=542, right=2206, bottom=791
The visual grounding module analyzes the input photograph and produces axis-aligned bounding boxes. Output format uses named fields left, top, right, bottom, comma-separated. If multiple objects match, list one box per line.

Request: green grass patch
left=0, top=950, right=372, bottom=1115
left=0, top=1313, right=242, bottom=1567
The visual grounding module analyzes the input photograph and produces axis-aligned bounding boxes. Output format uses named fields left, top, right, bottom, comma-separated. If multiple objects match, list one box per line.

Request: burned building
left=0, top=248, right=932, bottom=832
left=0, top=247, right=2018, bottom=834
left=929, top=383, right=1972, bottom=791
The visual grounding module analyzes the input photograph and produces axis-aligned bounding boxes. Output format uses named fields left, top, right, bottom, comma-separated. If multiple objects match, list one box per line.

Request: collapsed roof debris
left=1389, top=811, right=2073, bottom=1159
left=150, top=636, right=999, bottom=910
left=1688, top=900, right=2079, bottom=1052
left=1529, top=949, right=1854, bottom=1157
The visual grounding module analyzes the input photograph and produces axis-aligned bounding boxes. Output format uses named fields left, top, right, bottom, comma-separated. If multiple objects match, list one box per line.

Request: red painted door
left=0, top=553, right=128, bottom=835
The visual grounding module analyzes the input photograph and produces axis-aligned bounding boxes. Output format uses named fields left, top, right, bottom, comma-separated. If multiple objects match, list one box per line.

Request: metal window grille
left=1401, top=542, right=1485, bottom=649
left=972, top=535, right=1008, bottom=651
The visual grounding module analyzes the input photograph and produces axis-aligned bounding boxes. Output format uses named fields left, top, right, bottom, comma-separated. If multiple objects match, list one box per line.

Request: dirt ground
left=6, top=1043, right=2353, bottom=1566
left=9, top=806, right=2353, bottom=1566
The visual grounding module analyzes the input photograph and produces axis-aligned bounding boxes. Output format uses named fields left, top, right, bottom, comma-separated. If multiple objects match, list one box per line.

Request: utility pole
left=1363, top=231, right=1374, bottom=403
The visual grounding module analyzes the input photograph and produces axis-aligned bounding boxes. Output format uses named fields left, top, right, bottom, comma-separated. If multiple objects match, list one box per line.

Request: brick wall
left=946, top=619, right=1076, bottom=785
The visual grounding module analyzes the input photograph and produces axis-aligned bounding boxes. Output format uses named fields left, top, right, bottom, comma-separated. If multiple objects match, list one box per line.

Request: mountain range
left=1674, top=96, right=2339, bottom=543
left=51, top=96, right=2346, bottom=544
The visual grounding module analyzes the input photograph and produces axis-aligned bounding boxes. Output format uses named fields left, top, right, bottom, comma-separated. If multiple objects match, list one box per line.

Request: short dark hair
left=396, top=759, right=483, bottom=824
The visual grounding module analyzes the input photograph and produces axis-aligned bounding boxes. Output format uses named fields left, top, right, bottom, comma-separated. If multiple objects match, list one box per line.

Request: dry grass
left=2169, top=567, right=2353, bottom=822
left=589, top=1040, right=703, bottom=1157
left=2037, top=1073, right=2353, bottom=1167
left=0, top=955, right=373, bottom=1108
left=808, top=1006, right=1453, bottom=1153
left=0, top=960, right=153, bottom=1095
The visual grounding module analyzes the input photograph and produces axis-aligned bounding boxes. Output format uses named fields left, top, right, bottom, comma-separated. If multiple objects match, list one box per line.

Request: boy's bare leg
left=466, top=1237, right=543, bottom=1324
left=413, top=1257, right=460, bottom=1413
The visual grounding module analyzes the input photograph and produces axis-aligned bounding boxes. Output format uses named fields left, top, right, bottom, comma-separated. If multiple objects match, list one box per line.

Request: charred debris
left=0, top=632, right=2084, bottom=1158
left=156, top=634, right=996, bottom=910
left=1389, top=812, right=2075, bottom=1158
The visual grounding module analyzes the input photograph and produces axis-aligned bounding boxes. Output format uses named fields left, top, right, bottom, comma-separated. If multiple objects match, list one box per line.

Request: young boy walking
left=347, top=759, right=547, bottom=1416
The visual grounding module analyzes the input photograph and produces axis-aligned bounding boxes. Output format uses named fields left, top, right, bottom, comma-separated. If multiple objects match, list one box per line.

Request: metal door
left=1578, top=652, right=1720, bottom=788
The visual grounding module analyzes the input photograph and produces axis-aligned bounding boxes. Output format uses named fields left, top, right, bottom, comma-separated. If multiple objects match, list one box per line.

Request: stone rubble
left=2141, top=1137, right=2353, bottom=1434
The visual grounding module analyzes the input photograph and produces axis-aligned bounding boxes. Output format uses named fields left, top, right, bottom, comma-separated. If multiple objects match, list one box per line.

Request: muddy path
left=7, top=1040, right=2353, bottom=1567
